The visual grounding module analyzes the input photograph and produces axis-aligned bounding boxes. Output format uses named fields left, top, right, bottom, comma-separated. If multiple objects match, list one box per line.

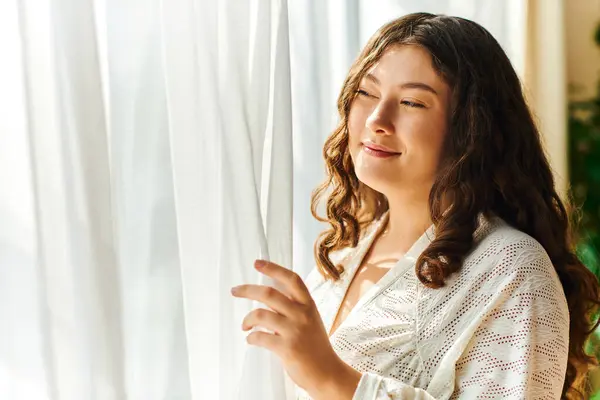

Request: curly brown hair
left=310, top=12, right=600, bottom=398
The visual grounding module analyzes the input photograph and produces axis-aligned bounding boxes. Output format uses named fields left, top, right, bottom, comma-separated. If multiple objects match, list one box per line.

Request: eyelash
left=355, top=89, right=425, bottom=108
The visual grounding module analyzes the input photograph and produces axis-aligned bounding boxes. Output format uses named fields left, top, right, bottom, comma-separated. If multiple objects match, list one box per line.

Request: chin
left=354, top=170, right=398, bottom=195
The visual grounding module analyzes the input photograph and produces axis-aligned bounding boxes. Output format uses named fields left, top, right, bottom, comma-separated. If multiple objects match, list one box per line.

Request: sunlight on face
left=348, top=45, right=451, bottom=197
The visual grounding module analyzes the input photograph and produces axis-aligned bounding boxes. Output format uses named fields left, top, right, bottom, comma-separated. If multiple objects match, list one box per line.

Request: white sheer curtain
left=161, top=1, right=293, bottom=398
left=0, top=1, right=529, bottom=399
left=1, top=0, right=292, bottom=399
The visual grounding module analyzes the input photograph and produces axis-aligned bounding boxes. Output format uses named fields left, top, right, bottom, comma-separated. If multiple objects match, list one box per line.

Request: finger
left=231, top=284, right=297, bottom=316
left=242, top=307, right=288, bottom=334
left=254, top=260, right=312, bottom=304
left=246, top=330, right=281, bottom=353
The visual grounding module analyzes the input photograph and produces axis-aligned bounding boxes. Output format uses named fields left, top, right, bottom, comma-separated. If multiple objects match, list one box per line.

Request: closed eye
left=401, top=100, right=425, bottom=108
left=356, top=90, right=425, bottom=108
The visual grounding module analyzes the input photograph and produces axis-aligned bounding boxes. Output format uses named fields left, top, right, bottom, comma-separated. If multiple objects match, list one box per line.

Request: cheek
left=403, top=118, right=447, bottom=167
left=347, top=107, right=367, bottom=149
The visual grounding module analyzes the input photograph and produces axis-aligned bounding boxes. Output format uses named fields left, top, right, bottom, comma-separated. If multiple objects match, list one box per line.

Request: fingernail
left=255, top=260, right=265, bottom=269
left=231, top=286, right=240, bottom=295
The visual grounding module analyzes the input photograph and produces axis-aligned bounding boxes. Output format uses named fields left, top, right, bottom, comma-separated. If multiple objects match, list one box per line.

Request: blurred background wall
left=567, top=0, right=600, bottom=102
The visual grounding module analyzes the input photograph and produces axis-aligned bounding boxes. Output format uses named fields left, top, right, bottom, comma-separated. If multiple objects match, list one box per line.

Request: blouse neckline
left=326, top=211, right=436, bottom=340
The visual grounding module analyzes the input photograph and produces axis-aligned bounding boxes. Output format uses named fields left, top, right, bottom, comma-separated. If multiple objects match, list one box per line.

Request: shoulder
left=463, top=215, right=567, bottom=303
left=471, top=216, right=553, bottom=273
left=418, top=215, right=570, bottom=341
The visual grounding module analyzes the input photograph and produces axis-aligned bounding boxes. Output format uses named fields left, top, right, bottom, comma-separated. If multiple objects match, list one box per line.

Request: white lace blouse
left=296, top=211, right=569, bottom=399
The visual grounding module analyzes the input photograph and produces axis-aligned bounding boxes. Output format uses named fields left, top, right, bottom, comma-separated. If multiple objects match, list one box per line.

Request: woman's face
left=348, top=44, right=451, bottom=198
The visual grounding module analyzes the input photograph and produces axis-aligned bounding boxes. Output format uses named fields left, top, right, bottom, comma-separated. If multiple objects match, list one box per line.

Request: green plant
left=569, top=94, right=600, bottom=277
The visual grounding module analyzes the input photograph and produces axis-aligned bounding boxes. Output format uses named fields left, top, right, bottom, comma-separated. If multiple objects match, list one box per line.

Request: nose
left=365, top=101, right=395, bottom=136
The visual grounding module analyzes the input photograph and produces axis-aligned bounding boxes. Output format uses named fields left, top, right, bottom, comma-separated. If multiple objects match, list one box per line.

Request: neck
left=381, top=188, right=433, bottom=251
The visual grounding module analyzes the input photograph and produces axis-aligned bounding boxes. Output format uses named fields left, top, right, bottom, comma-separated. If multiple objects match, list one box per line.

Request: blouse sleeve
left=351, top=237, right=570, bottom=400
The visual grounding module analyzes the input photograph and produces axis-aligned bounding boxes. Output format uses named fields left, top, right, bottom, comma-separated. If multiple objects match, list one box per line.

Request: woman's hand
left=230, top=260, right=362, bottom=399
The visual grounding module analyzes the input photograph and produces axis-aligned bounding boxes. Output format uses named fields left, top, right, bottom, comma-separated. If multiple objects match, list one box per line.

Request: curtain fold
left=14, top=0, right=125, bottom=398
left=2, top=0, right=293, bottom=398
left=103, top=0, right=190, bottom=396
left=161, top=0, right=293, bottom=398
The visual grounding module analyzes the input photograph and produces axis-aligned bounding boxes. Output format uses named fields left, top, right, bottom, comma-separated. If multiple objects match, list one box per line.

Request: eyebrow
left=364, top=72, right=438, bottom=95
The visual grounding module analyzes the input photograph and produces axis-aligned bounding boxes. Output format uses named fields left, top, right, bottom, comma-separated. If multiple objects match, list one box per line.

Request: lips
left=362, top=141, right=399, bottom=154
left=362, top=143, right=401, bottom=158
left=364, top=145, right=399, bottom=154
left=361, top=141, right=401, bottom=158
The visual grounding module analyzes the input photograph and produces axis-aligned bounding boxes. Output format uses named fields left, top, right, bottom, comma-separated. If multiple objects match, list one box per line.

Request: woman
left=231, top=13, right=600, bottom=399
